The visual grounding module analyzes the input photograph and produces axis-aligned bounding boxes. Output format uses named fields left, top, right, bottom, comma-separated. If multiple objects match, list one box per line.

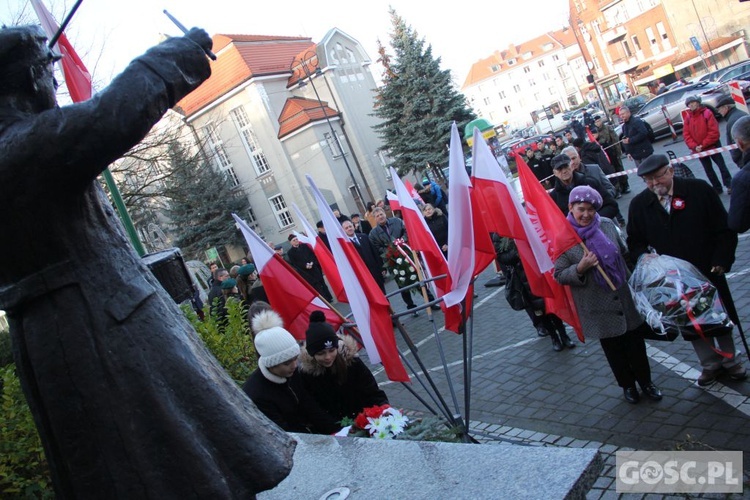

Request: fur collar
left=298, top=335, right=359, bottom=376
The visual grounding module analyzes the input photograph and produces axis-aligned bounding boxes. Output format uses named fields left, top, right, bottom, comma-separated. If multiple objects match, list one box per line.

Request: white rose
left=410, top=275, right=417, bottom=280
left=400, top=270, right=406, bottom=276
left=409, top=266, right=415, bottom=272
left=396, top=258, right=403, bottom=264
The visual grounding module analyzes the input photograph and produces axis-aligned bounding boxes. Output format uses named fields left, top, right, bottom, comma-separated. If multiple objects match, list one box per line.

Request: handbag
left=504, top=267, right=529, bottom=311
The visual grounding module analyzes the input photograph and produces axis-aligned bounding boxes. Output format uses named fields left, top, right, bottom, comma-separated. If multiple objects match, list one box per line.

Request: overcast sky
left=2, top=0, right=570, bottom=87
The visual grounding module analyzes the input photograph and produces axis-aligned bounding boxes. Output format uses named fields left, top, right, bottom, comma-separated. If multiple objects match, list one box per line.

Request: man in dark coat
left=342, top=220, right=385, bottom=292
left=728, top=116, right=750, bottom=232
left=350, top=213, right=372, bottom=235
left=0, top=25, right=293, bottom=498
left=627, top=154, right=745, bottom=386
left=717, top=94, right=749, bottom=167
left=287, top=234, right=333, bottom=301
left=549, top=154, right=620, bottom=221
left=595, top=115, right=630, bottom=195
left=619, top=105, right=654, bottom=167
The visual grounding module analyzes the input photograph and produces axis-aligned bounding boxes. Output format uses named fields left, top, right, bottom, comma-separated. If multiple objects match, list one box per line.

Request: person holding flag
left=554, top=186, right=662, bottom=404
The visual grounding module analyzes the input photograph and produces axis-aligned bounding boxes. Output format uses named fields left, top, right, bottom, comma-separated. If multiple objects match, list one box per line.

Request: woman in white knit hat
left=242, top=309, right=340, bottom=434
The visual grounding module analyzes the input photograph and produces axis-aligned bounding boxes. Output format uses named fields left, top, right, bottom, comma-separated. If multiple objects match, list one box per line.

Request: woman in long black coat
left=422, top=203, right=449, bottom=256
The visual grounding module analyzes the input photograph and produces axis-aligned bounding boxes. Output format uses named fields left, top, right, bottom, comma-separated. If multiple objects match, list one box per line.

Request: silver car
left=628, top=82, right=726, bottom=137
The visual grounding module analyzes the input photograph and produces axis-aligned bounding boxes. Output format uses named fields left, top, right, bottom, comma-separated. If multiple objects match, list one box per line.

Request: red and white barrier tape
left=604, top=143, right=739, bottom=179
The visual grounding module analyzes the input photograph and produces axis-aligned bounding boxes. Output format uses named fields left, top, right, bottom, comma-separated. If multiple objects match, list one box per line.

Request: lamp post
left=292, top=50, right=365, bottom=211
left=690, top=0, right=719, bottom=71
left=570, top=18, right=611, bottom=123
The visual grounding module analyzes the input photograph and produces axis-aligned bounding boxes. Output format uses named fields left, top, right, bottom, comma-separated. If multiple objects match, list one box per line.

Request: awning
left=673, top=37, right=744, bottom=71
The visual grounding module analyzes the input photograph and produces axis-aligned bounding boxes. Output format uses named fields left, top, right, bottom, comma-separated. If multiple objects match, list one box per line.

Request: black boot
left=559, top=330, right=575, bottom=349
left=550, top=332, right=563, bottom=352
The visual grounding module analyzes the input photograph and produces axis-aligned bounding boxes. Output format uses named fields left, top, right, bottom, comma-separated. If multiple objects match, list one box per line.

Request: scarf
left=566, top=212, right=628, bottom=290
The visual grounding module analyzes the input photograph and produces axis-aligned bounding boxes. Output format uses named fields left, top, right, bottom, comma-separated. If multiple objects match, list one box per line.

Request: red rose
left=354, top=412, right=369, bottom=429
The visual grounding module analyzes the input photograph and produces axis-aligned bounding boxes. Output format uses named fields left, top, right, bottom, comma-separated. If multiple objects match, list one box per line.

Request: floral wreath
left=383, top=239, right=420, bottom=294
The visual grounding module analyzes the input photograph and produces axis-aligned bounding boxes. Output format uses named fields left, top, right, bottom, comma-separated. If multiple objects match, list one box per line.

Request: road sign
left=690, top=36, right=703, bottom=54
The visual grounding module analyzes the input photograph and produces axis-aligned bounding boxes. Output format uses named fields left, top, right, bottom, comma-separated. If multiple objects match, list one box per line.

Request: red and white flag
left=585, top=126, right=610, bottom=163
left=306, top=176, right=409, bottom=382
left=292, top=203, right=347, bottom=303
left=31, top=0, right=92, bottom=102
left=514, top=154, right=583, bottom=338
left=391, top=168, right=463, bottom=332
left=233, top=214, right=343, bottom=340
left=385, top=190, right=401, bottom=211
left=404, top=179, right=424, bottom=204
left=443, top=122, right=494, bottom=308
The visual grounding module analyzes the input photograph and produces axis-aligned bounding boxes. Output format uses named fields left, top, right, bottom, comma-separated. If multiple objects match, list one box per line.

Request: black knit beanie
left=305, top=310, right=339, bottom=355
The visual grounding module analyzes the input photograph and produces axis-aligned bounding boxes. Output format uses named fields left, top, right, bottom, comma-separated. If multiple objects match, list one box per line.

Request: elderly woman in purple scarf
left=554, top=186, right=663, bottom=404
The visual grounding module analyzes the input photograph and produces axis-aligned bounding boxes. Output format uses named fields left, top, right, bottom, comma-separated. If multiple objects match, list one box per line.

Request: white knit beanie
left=253, top=310, right=300, bottom=368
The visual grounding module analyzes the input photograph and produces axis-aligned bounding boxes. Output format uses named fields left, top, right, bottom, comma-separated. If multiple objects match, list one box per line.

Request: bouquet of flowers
left=383, top=240, right=420, bottom=294
left=337, top=405, right=464, bottom=442
left=629, top=254, right=732, bottom=338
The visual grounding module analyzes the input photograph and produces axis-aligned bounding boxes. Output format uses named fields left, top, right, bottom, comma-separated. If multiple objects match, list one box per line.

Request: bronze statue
left=0, top=25, right=294, bottom=498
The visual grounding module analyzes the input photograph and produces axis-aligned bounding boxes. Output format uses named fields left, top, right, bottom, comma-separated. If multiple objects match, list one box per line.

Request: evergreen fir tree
left=164, top=141, right=249, bottom=260
left=373, top=8, right=476, bottom=176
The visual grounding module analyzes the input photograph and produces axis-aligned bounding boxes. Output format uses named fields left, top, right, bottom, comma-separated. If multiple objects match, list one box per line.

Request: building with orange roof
left=131, top=28, right=392, bottom=253
left=461, top=28, right=590, bottom=133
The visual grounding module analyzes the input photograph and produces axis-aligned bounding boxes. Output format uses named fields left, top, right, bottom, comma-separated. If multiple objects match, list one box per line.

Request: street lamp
left=291, top=50, right=365, bottom=211
left=569, top=18, right=612, bottom=123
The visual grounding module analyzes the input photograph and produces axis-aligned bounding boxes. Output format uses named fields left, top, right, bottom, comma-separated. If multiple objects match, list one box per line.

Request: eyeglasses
left=642, top=166, right=671, bottom=183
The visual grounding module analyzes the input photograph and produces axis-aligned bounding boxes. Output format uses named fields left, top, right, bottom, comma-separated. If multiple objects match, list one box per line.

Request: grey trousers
left=691, top=334, right=741, bottom=370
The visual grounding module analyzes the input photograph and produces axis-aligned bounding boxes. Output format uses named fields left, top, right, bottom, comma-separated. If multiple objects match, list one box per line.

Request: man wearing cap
left=684, top=95, right=733, bottom=194
left=418, top=178, right=448, bottom=214
left=0, top=25, right=293, bottom=497
left=717, top=94, right=749, bottom=167
left=619, top=105, right=654, bottom=168
left=549, top=153, right=620, bottom=221
left=728, top=116, right=750, bottom=232
left=627, top=154, right=744, bottom=386
left=595, top=115, right=630, bottom=195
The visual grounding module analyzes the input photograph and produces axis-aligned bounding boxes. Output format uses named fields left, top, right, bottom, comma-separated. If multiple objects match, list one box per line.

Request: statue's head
left=0, top=25, right=62, bottom=112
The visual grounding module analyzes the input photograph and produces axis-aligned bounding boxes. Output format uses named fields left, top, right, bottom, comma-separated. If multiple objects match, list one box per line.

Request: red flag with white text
left=307, top=176, right=409, bottom=382
left=233, top=214, right=343, bottom=340
left=31, top=0, right=92, bottom=102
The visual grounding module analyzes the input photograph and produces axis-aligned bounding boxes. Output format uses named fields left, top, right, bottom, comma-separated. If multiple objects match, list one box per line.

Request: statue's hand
left=185, top=28, right=213, bottom=54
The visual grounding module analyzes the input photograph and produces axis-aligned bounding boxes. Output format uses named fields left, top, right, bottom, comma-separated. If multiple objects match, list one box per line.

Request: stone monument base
left=258, top=433, right=603, bottom=499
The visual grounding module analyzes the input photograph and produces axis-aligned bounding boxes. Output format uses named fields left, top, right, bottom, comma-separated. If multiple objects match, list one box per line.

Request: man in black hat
left=627, top=154, right=744, bottom=386
left=717, top=94, right=749, bottom=167
left=0, top=25, right=292, bottom=497
left=549, top=153, right=619, bottom=220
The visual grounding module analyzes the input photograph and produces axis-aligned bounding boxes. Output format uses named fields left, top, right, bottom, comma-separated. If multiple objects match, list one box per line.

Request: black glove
left=185, top=28, right=212, bottom=54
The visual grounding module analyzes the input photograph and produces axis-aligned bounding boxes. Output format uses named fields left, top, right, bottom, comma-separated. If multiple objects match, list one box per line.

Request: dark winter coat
left=555, top=218, right=643, bottom=340
left=728, top=149, right=750, bottom=233
left=581, top=142, right=614, bottom=175
left=351, top=231, right=385, bottom=292
left=298, top=335, right=389, bottom=421
left=550, top=171, right=620, bottom=220
left=724, top=106, right=749, bottom=165
left=287, top=243, right=325, bottom=284
left=627, top=177, right=739, bottom=335
left=242, top=368, right=341, bottom=434
left=369, top=217, right=408, bottom=256
left=424, top=209, right=449, bottom=252
left=621, top=115, right=654, bottom=160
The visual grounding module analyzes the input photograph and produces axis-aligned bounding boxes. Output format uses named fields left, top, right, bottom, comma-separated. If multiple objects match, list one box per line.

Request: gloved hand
left=184, top=28, right=213, bottom=54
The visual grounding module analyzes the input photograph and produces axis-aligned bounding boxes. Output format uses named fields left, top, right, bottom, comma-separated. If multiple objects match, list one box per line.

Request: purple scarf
left=566, top=212, right=628, bottom=290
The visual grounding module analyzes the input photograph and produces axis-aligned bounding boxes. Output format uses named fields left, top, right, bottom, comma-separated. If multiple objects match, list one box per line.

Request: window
left=529, top=78, right=536, bottom=86
left=269, top=194, right=293, bottom=228
left=622, top=40, right=632, bottom=57
left=552, top=54, right=560, bottom=62
left=533, top=92, right=540, bottom=101
left=247, top=206, right=258, bottom=225
left=523, top=66, right=531, bottom=74
left=504, top=105, right=512, bottom=113
left=549, top=87, right=556, bottom=95
left=538, top=60, right=545, bottom=68
left=324, top=132, right=344, bottom=158
left=491, top=64, right=500, bottom=72
left=201, top=123, right=239, bottom=186
left=513, top=84, right=521, bottom=93
left=632, top=35, right=641, bottom=52
left=646, top=27, right=659, bottom=54
left=483, top=96, right=491, bottom=105
left=543, top=72, right=550, bottom=81
left=230, top=106, right=271, bottom=176
left=498, top=90, right=506, bottom=99
left=656, top=22, right=671, bottom=49
left=507, top=59, right=516, bottom=66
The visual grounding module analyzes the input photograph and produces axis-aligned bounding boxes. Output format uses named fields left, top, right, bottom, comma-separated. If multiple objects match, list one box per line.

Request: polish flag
left=385, top=190, right=401, bottom=211
left=391, top=168, right=463, bottom=332
left=404, top=179, right=424, bottom=204
left=443, top=122, right=495, bottom=308
left=31, top=0, right=92, bottom=102
left=514, top=154, right=583, bottom=339
left=232, top=214, right=343, bottom=340
left=306, top=176, right=409, bottom=382
left=472, top=130, right=582, bottom=338
left=291, top=204, right=347, bottom=303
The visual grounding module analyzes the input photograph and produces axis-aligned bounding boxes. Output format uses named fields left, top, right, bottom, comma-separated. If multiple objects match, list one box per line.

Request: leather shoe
left=623, top=386, right=640, bottom=404
left=551, top=333, right=563, bottom=352
left=430, top=304, right=442, bottom=311
left=406, top=304, right=419, bottom=317
left=559, top=331, right=575, bottom=349
left=697, top=368, right=719, bottom=386
left=641, top=383, right=663, bottom=401
left=535, top=325, right=549, bottom=337
left=726, top=364, right=747, bottom=381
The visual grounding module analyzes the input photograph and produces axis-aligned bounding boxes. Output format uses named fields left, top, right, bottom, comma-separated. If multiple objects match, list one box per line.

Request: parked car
left=717, top=61, right=750, bottom=83
left=622, top=81, right=725, bottom=138
left=621, top=93, right=655, bottom=115
left=697, top=60, right=750, bottom=83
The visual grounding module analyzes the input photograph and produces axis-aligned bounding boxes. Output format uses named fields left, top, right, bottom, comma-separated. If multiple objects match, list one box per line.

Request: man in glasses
left=627, top=154, right=744, bottom=387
